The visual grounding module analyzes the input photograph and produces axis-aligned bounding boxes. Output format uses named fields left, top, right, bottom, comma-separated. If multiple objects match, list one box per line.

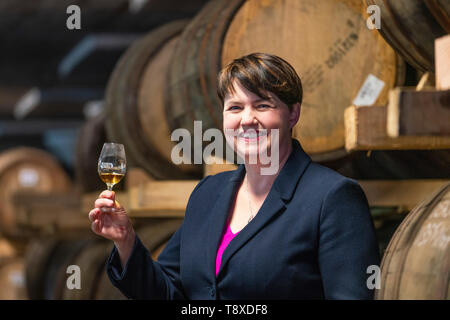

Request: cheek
left=223, top=115, right=239, bottom=129
left=261, top=114, right=283, bottom=129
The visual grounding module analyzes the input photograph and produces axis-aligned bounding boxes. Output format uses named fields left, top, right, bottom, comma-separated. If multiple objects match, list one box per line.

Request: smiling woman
left=95, top=52, right=381, bottom=300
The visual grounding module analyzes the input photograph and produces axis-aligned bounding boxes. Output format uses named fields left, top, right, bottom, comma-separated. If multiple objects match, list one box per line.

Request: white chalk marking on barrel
left=18, top=168, right=39, bottom=188
left=430, top=200, right=450, bottom=219
left=414, top=222, right=450, bottom=250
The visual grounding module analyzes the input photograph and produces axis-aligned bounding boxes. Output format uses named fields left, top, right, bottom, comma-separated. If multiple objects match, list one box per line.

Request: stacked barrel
left=0, top=147, right=72, bottom=299
left=23, top=219, right=182, bottom=300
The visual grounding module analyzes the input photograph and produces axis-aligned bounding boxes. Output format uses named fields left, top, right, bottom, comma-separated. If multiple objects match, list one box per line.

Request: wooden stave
left=24, top=237, right=60, bottom=300
left=166, top=0, right=244, bottom=136
left=105, top=20, right=202, bottom=180
left=375, top=183, right=450, bottom=299
left=61, top=240, right=112, bottom=300
left=425, top=0, right=450, bottom=33
left=94, top=219, right=182, bottom=300
left=0, top=147, right=72, bottom=238
left=42, top=238, right=92, bottom=300
left=366, top=0, right=447, bottom=72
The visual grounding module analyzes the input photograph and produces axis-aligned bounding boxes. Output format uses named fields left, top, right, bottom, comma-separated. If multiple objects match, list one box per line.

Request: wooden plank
left=435, top=35, right=450, bottom=90
left=127, top=180, right=199, bottom=217
left=13, top=179, right=450, bottom=225
left=12, top=192, right=89, bottom=231
left=387, top=87, right=450, bottom=137
left=103, top=179, right=450, bottom=216
left=125, top=167, right=154, bottom=189
left=345, top=105, right=450, bottom=151
left=359, top=179, right=450, bottom=211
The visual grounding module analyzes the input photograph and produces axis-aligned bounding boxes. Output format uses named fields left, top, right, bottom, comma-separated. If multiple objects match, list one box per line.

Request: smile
left=238, top=130, right=267, bottom=142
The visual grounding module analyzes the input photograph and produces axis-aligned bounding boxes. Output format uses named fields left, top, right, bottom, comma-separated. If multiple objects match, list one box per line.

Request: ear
left=289, top=103, right=301, bottom=129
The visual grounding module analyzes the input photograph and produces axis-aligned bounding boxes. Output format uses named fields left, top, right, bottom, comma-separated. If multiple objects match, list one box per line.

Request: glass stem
left=107, top=184, right=113, bottom=191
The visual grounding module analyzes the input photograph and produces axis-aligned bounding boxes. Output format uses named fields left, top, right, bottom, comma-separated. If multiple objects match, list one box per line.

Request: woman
left=89, top=53, right=380, bottom=299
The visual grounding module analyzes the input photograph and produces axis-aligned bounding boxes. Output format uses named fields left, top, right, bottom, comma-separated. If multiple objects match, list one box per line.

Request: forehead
left=223, top=81, right=273, bottom=104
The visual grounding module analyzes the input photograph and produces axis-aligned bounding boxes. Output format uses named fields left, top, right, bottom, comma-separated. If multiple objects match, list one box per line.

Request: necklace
left=245, top=175, right=255, bottom=223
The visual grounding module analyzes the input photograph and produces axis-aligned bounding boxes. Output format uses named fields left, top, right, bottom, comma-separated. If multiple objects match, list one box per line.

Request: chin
left=236, top=139, right=271, bottom=164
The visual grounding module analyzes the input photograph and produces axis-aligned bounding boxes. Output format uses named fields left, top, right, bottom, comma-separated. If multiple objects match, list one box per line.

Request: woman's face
left=223, top=80, right=299, bottom=165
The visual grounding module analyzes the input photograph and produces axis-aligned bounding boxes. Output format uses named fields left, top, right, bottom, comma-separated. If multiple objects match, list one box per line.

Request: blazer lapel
left=216, top=139, right=312, bottom=279
left=206, top=165, right=245, bottom=280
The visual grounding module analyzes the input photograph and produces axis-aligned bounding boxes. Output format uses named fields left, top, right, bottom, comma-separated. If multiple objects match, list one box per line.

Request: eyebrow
left=225, top=98, right=272, bottom=105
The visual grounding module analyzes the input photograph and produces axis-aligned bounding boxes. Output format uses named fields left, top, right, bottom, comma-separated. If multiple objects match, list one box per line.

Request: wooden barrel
left=74, top=113, right=111, bottom=193
left=24, top=237, right=60, bottom=300
left=0, top=237, right=26, bottom=299
left=0, top=147, right=72, bottom=238
left=376, top=183, right=450, bottom=299
left=425, top=0, right=450, bottom=33
left=166, top=0, right=404, bottom=160
left=43, top=239, right=92, bottom=300
left=366, top=0, right=449, bottom=72
left=105, top=19, right=202, bottom=180
left=94, top=219, right=182, bottom=300
left=0, top=257, right=27, bottom=299
left=61, top=240, right=112, bottom=300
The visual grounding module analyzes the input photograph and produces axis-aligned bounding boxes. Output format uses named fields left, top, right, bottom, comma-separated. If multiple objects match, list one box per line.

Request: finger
left=99, top=190, right=115, bottom=200
left=91, top=219, right=100, bottom=234
left=100, top=206, right=115, bottom=213
left=95, top=198, right=114, bottom=209
left=88, top=208, right=100, bottom=222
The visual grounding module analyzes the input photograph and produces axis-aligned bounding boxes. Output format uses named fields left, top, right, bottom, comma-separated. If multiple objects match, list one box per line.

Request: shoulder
left=304, top=163, right=370, bottom=222
left=195, top=169, right=235, bottom=190
left=302, top=162, right=361, bottom=196
left=187, top=169, right=236, bottom=201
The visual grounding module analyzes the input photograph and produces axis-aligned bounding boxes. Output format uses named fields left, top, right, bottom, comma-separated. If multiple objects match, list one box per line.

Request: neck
left=244, top=140, right=292, bottom=196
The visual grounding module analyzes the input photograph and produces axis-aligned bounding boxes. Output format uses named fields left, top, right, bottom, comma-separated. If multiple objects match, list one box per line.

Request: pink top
left=215, top=221, right=240, bottom=276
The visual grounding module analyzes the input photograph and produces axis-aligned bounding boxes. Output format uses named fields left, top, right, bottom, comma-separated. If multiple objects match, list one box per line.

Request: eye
left=257, top=104, right=271, bottom=109
left=227, top=105, right=242, bottom=111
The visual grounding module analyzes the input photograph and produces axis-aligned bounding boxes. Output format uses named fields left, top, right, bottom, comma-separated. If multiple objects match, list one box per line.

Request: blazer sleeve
left=318, top=178, right=381, bottom=300
left=106, top=175, right=211, bottom=300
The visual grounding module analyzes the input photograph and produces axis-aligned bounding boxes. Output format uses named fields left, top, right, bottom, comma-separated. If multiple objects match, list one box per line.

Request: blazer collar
left=206, top=139, right=312, bottom=280
left=228, top=138, right=311, bottom=191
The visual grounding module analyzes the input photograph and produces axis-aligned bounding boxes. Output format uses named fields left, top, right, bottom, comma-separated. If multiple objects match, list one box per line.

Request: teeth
left=240, top=131, right=266, bottom=138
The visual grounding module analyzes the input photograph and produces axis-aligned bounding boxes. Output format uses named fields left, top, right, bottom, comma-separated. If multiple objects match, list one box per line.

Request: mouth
left=238, top=129, right=267, bottom=142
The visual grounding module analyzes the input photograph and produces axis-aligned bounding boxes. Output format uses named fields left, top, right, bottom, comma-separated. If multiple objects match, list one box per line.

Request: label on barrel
left=18, top=168, right=39, bottom=187
left=353, top=74, right=385, bottom=106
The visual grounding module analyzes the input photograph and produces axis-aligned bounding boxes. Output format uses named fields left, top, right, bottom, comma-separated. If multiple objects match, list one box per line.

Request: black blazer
left=107, top=139, right=380, bottom=299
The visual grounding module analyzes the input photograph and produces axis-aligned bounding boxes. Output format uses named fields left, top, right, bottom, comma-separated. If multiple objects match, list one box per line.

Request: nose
left=240, top=107, right=258, bottom=127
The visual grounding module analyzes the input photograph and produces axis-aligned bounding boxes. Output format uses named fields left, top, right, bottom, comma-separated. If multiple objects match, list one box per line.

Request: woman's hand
left=89, top=190, right=136, bottom=266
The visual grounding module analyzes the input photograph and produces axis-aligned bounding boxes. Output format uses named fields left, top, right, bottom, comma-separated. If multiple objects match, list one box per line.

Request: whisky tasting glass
left=98, top=143, right=126, bottom=191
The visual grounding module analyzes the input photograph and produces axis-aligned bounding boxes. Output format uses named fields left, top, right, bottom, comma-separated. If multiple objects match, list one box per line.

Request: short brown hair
left=217, top=53, right=302, bottom=109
